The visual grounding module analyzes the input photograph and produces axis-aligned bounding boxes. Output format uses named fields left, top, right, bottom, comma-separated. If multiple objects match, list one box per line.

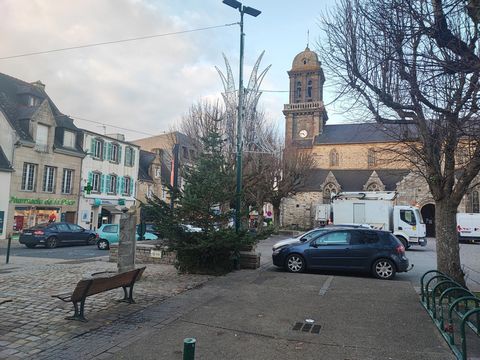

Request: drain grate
left=292, top=322, right=321, bottom=334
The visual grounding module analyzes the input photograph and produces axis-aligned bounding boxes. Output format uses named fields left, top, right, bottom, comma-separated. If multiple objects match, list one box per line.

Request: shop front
left=9, top=196, right=77, bottom=232
left=78, top=197, right=133, bottom=231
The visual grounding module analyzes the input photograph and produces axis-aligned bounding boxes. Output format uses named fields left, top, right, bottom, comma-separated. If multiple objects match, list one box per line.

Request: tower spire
left=306, top=29, right=310, bottom=49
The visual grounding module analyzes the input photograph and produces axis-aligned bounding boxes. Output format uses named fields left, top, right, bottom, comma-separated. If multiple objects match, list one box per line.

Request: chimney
left=107, top=133, right=125, bottom=141
left=31, top=80, right=45, bottom=90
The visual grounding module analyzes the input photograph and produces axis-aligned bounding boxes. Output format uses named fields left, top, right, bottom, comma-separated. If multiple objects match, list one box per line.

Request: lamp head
left=223, top=0, right=241, bottom=9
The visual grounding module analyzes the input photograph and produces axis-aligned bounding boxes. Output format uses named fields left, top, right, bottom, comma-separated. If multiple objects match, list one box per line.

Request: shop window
left=63, top=130, right=76, bottom=148
left=62, top=169, right=73, bottom=194
left=21, top=163, right=37, bottom=191
left=91, top=172, right=101, bottom=193
left=42, top=166, right=56, bottom=193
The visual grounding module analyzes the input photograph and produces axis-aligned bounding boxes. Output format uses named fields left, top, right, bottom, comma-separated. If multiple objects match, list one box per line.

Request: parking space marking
left=319, top=276, right=334, bottom=296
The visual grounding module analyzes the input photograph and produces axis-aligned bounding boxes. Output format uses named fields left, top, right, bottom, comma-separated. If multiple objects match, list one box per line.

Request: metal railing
left=420, top=270, right=480, bottom=360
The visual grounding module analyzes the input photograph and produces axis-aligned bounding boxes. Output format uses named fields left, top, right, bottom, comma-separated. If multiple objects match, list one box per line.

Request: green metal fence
left=420, top=270, right=480, bottom=360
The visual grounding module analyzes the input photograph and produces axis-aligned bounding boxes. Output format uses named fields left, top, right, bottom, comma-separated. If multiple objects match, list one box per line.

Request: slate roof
left=301, top=169, right=410, bottom=192
left=139, top=150, right=155, bottom=182
left=0, top=72, right=83, bottom=155
left=0, top=146, right=13, bottom=172
left=138, top=150, right=172, bottom=185
left=315, top=123, right=417, bottom=145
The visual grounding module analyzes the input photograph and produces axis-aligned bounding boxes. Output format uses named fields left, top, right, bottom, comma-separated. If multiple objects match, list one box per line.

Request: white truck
left=456, top=213, right=480, bottom=243
left=314, top=204, right=331, bottom=226
left=331, top=191, right=427, bottom=248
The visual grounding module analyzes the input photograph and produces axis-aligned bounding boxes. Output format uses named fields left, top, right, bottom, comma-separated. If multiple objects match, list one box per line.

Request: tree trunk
left=273, top=206, right=281, bottom=233
left=435, top=199, right=465, bottom=286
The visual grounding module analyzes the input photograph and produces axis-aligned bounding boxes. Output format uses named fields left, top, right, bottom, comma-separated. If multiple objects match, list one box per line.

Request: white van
left=456, top=213, right=480, bottom=243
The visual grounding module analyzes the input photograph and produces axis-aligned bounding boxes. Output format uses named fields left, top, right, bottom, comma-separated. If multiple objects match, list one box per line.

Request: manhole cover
left=292, top=322, right=321, bottom=334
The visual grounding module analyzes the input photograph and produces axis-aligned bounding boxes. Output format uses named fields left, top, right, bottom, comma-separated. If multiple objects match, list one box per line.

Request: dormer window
left=35, top=124, right=49, bottom=152
left=63, top=130, right=76, bottom=148
left=27, top=95, right=42, bottom=107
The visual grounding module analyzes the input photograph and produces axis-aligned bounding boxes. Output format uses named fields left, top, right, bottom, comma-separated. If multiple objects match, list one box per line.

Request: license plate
left=23, top=232, right=32, bottom=235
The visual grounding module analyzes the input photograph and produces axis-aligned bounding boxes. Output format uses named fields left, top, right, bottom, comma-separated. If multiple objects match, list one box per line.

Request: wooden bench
left=52, top=266, right=146, bottom=322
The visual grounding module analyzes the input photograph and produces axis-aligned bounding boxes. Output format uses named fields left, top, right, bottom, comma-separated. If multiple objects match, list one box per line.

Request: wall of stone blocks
left=280, top=191, right=322, bottom=230
left=109, top=243, right=176, bottom=265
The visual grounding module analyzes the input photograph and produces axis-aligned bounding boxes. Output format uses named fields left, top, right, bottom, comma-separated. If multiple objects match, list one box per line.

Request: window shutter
left=100, top=174, right=105, bottom=193
left=106, top=143, right=111, bottom=161
left=106, top=175, right=111, bottom=193
left=88, top=172, right=93, bottom=186
left=90, top=138, right=95, bottom=156
left=118, top=145, right=122, bottom=164
left=131, top=149, right=135, bottom=166
left=125, top=148, right=130, bottom=166
left=119, top=176, right=124, bottom=194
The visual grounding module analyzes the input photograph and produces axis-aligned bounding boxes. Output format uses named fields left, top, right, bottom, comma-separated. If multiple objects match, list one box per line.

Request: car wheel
left=97, top=239, right=109, bottom=250
left=285, top=254, right=305, bottom=273
left=372, top=258, right=396, bottom=280
left=86, top=235, right=96, bottom=245
left=45, top=236, right=58, bottom=249
left=25, top=244, right=36, bottom=249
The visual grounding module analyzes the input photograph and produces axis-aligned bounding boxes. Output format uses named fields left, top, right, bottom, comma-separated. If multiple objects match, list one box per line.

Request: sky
left=0, top=0, right=340, bottom=141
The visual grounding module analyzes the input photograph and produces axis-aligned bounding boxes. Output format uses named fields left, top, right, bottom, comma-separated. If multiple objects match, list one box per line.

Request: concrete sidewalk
left=107, top=269, right=454, bottom=360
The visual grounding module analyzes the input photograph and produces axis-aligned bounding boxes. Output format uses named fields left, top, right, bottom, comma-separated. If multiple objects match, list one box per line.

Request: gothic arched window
left=368, top=148, right=376, bottom=167
left=323, top=183, right=338, bottom=204
left=296, top=81, right=302, bottom=99
left=473, top=190, right=479, bottom=213
left=307, top=80, right=313, bottom=98
left=329, top=149, right=339, bottom=167
left=465, top=190, right=479, bottom=213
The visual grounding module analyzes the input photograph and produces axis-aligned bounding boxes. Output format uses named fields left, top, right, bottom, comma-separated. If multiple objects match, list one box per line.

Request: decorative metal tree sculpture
left=215, top=51, right=274, bottom=154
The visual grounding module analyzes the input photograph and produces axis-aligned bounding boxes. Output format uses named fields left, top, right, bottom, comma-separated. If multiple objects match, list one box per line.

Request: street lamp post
left=222, top=0, right=261, bottom=232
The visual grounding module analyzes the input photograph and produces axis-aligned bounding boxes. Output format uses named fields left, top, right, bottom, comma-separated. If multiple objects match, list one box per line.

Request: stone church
left=280, top=47, right=479, bottom=236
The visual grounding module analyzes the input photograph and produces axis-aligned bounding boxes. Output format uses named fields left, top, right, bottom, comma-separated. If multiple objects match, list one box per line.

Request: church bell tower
left=283, top=47, right=328, bottom=148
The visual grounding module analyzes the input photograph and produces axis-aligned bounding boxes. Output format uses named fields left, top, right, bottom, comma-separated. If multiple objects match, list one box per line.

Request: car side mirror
left=310, top=242, right=318, bottom=248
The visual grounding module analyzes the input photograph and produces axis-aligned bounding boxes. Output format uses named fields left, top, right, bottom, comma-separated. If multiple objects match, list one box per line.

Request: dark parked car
left=19, top=222, right=97, bottom=249
left=272, top=228, right=409, bottom=280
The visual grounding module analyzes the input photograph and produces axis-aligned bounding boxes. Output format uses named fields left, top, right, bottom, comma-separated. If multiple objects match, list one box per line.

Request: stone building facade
left=281, top=48, right=479, bottom=236
left=0, top=73, right=84, bottom=235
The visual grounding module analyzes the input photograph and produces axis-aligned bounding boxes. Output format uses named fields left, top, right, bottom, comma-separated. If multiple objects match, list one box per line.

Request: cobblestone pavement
left=0, top=258, right=212, bottom=359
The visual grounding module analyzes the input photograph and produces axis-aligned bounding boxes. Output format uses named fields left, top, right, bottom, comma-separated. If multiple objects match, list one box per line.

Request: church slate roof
left=302, top=169, right=410, bottom=192
left=314, top=123, right=416, bottom=145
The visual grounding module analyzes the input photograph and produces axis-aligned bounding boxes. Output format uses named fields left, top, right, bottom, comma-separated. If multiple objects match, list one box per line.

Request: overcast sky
left=0, top=0, right=340, bottom=141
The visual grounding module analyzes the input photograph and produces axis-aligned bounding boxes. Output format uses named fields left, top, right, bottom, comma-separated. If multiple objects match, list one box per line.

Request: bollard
left=6, top=234, right=11, bottom=264
left=183, top=338, right=196, bottom=360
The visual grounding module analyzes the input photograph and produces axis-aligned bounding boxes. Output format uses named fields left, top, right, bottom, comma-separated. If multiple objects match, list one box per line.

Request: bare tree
left=269, top=148, right=316, bottom=232
left=319, top=0, right=480, bottom=284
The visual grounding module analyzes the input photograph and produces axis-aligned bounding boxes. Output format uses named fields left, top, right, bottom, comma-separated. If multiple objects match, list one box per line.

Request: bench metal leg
left=119, top=286, right=135, bottom=304
left=65, top=300, right=88, bottom=322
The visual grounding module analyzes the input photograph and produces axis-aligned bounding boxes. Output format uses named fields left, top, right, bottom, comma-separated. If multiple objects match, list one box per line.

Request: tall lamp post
left=222, top=0, right=261, bottom=232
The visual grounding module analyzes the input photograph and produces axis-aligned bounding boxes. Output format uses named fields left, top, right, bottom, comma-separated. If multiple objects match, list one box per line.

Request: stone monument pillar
left=118, top=206, right=137, bottom=273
